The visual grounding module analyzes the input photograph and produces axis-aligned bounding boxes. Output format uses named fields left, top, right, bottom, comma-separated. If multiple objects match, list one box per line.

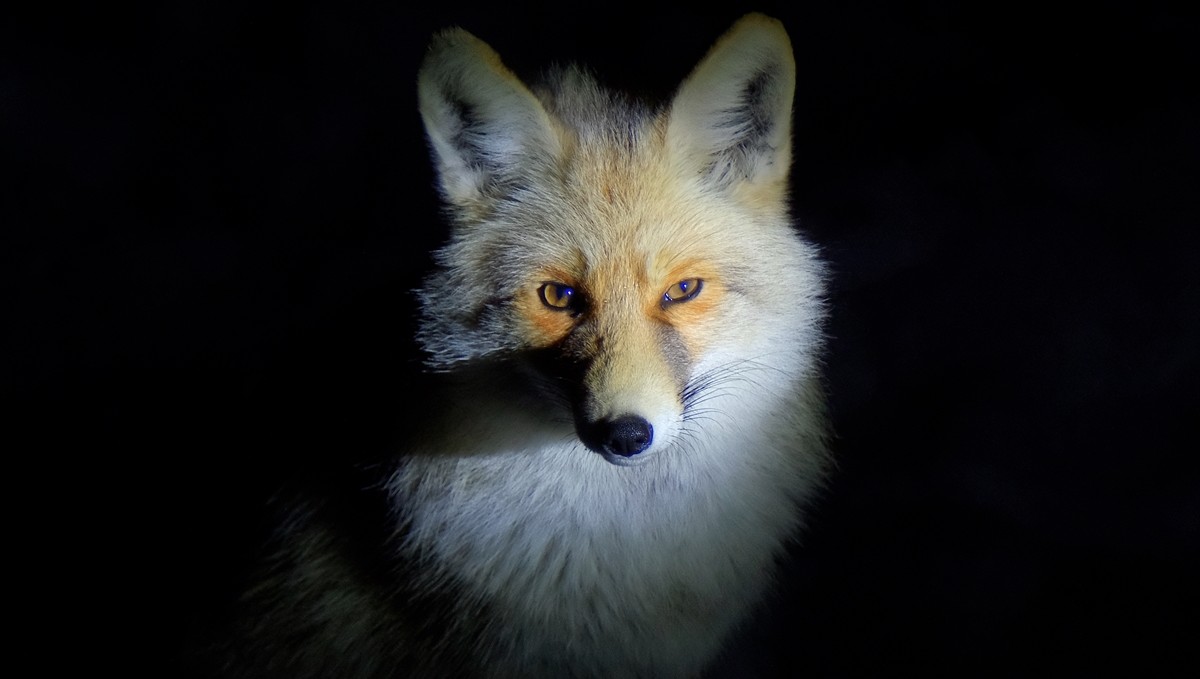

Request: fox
left=203, top=12, right=830, bottom=679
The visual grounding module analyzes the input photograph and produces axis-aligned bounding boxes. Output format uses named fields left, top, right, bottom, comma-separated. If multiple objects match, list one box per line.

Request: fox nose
left=589, top=415, right=654, bottom=458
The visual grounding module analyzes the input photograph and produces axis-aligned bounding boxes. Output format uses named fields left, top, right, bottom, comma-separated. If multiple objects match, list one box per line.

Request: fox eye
left=539, top=282, right=578, bottom=311
left=662, top=278, right=703, bottom=306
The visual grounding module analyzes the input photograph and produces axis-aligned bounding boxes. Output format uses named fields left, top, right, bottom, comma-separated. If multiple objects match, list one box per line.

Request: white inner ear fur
left=665, top=14, right=796, bottom=191
left=417, top=29, right=562, bottom=206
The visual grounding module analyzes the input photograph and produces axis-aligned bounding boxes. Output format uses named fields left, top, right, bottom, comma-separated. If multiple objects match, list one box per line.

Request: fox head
left=416, top=14, right=825, bottom=465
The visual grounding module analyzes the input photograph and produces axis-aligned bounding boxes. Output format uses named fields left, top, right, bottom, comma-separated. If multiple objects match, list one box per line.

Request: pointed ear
left=665, top=14, right=796, bottom=196
left=418, top=29, right=561, bottom=208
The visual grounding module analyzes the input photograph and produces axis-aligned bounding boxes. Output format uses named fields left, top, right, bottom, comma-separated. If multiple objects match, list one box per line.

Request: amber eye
left=662, top=278, right=703, bottom=306
left=539, top=282, right=577, bottom=311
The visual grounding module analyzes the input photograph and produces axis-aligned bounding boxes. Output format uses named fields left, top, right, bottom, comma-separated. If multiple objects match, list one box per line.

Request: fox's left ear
left=666, top=13, right=795, bottom=199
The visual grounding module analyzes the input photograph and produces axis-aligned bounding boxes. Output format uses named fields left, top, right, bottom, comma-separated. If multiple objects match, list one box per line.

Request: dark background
left=6, top=1, right=1198, bottom=675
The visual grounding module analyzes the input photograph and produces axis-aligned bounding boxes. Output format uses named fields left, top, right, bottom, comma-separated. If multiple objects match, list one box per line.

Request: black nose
left=588, top=415, right=653, bottom=457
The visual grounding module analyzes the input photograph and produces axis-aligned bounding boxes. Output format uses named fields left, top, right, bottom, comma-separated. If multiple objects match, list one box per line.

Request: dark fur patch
left=656, top=321, right=693, bottom=393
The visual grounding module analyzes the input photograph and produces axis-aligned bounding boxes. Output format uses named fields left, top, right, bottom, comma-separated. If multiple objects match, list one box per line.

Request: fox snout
left=516, top=273, right=702, bottom=465
left=565, top=325, right=685, bottom=465
left=576, top=414, right=654, bottom=460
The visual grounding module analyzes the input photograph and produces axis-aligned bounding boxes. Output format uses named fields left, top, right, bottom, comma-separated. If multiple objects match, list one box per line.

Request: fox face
left=517, top=224, right=725, bottom=463
left=416, top=15, right=824, bottom=465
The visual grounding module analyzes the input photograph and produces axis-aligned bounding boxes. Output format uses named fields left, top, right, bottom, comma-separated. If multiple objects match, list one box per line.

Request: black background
left=6, top=1, right=1198, bottom=676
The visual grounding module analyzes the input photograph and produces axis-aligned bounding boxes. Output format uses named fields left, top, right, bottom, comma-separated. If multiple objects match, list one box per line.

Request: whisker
left=679, top=353, right=801, bottom=436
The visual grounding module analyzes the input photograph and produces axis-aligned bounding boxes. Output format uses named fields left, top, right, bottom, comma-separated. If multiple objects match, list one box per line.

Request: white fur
left=391, top=360, right=826, bottom=676
left=214, top=14, right=830, bottom=679
left=394, top=15, right=828, bottom=676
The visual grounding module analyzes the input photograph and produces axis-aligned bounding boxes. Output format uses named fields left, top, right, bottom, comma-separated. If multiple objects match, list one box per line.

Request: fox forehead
left=466, top=69, right=777, bottom=294
left=508, top=151, right=741, bottom=278
left=518, top=206, right=726, bottom=298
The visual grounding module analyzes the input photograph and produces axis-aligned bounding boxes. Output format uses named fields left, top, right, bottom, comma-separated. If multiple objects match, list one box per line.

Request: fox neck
left=387, top=370, right=820, bottom=674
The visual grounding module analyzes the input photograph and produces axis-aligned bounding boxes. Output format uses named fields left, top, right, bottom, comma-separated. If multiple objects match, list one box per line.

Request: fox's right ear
left=418, top=29, right=561, bottom=209
left=666, top=14, right=796, bottom=202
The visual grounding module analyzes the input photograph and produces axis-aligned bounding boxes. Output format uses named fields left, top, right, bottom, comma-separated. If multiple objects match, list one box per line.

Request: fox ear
left=418, top=29, right=561, bottom=208
left=666, top=14, right=795, bottom=197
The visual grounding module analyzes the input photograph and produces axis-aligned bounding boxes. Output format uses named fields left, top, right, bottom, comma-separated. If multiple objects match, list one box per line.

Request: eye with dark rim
left=538, top=282, right=580, bottom=312
left=662, top=278, right=703, bottom=307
